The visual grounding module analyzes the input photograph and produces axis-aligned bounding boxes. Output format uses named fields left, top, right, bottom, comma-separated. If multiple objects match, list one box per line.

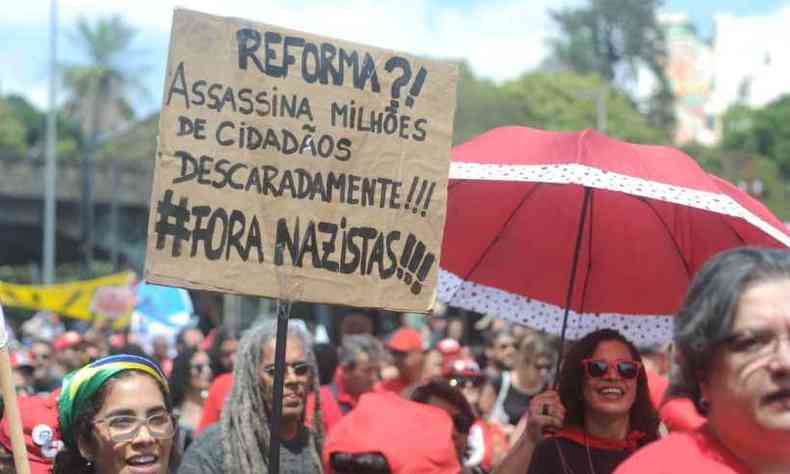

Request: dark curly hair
left=169, top=347, right=210, bottom=408
left=558, top=329, right=660, bottom=444
left=53, top=371, right=181, bottom=474
left=410, top=378, right=476, bottom=435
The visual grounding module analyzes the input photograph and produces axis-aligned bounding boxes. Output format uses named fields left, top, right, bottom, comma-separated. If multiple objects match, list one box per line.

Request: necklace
left=584, top=431, right=597, bottom=474
left=553, top=431, right=598, bottom=474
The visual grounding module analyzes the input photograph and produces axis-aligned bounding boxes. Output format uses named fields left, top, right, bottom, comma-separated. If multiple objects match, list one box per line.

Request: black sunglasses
left=262, top=361, right=311, bottom=377
left=581, top=358, right=642, bottom=379
left=190, top=363, right=212, bottom=373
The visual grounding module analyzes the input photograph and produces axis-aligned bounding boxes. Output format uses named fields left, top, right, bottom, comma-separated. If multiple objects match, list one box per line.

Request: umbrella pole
left=553, top=186, right=593, bottom=388
left=267, top=299, right=291, bottom=474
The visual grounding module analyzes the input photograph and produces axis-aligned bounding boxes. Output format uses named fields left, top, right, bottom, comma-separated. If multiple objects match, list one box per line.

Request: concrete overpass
left=0, top=157, right=153, bottom=270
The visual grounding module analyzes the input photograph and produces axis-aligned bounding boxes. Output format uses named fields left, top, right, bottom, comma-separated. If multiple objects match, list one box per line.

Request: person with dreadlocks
left=178, top=319, right=324, bottom=474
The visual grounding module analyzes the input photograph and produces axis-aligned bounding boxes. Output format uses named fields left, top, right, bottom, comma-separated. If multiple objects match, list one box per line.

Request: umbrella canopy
left=439, top=126, right=790, bottom=346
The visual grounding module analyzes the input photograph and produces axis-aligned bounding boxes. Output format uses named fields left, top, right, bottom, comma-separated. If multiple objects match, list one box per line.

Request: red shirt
left=376, top=377, right=412, bottom=397
left=645, top=367, right=705, bottom=432
left=196, top=373, right=234, bottom=433
left=307, top=369, right=372, bottom=433
left=305, top=387, right=343, bottom=433
left=614, top=424, right=750, bottom=474
left=323, top=392, right=460, bottom=474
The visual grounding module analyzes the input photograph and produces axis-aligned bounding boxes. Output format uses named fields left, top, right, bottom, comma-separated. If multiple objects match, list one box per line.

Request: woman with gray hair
left=616, top=247, right=790, bottom=473
left=178, top=319, right=324, bottom=474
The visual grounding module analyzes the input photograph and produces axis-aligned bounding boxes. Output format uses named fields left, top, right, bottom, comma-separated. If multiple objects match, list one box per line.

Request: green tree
left=502, top=71, right=670, bottom=144
left=714, top=95, right=790, bottom=220
left=452, top=66, right=670, bottom=146
left=548, top=0, right=675, bottom=131
left=61, top=15, right=146, bottom=145
left=720, top=96, right=790, bottom=178
left=3, top=94, right=84, bottom=160
left=0, top=98, right=28, bottom=157
left=452, top=61, right=518, bottom=144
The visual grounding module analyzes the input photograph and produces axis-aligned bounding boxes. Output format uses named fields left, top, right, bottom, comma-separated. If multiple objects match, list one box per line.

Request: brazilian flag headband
left=58, top=354, right=169, bottom=450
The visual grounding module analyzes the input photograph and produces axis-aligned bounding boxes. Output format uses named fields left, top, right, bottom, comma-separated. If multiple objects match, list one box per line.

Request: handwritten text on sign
left=144, top=9, right=457, bottom=312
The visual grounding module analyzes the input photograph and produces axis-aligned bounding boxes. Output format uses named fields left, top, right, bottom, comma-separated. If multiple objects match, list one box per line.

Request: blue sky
left=1, top=0, right=788, bottom=116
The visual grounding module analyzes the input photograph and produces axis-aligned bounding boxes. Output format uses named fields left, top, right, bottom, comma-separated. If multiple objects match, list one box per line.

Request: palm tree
left=61, top=15, right=147, bottom=275
left=62, top=15, right=145, bottom=141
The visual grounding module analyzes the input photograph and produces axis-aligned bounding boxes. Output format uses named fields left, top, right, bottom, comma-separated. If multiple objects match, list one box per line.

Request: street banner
left=0, top=272, right=136, bottom=322
left=145, top=8, right=458, bottom=312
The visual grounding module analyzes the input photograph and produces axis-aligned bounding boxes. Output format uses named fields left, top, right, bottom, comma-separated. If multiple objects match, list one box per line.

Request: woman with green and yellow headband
left=54, top=354, right=179, bottom=474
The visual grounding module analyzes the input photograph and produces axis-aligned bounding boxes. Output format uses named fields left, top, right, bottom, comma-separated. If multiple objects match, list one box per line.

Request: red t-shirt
left=305, top=386, right=343, bottom=433
left=323, top=392, right=460, bottom=474
left=645, top=367, right=705, bottom=432
left=614, top=424, right=750, bottom=474
left=375, top=377, right=412, bottom=397
left=196, top=373, right=234, bottom=433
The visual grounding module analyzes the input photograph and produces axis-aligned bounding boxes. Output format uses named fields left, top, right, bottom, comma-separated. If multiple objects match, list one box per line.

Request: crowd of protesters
left=1, top=246, right=789, bottom=473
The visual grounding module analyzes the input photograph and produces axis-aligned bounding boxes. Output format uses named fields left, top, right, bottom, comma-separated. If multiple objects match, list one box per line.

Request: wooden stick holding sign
left=0, top=304, right=31, bottom=474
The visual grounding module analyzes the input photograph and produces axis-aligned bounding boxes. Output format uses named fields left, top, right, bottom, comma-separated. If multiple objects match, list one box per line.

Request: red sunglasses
left=581, top=358, right=642, bottom=379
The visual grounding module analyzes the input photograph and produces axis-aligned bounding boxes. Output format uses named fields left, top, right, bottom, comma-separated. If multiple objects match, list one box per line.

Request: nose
left=131, top=423, right=156, bottom=445
left=768, top=335, right=790, bottom=375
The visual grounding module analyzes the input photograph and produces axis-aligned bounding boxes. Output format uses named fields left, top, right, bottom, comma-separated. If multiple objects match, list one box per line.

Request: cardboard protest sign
left=145, top=8, right=458, bottom=312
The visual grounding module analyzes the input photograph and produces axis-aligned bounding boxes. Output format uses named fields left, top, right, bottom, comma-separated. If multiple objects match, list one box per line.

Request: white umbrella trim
left=438, top=268, right=674, bottom=347
left=450, top=162, right=790, bottom=248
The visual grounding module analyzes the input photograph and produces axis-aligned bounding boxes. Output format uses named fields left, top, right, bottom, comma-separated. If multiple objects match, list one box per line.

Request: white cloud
left=1, top=0, right=575, bottom=110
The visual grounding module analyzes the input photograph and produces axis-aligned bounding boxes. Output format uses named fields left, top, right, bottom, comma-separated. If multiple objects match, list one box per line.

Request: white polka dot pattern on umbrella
left=450, top=162, right=790, bottom=247
left=438, top=268, right=674, bottom=346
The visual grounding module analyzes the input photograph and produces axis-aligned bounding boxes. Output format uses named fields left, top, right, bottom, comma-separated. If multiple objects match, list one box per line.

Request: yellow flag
left=0, top=272, right=136, bottom=321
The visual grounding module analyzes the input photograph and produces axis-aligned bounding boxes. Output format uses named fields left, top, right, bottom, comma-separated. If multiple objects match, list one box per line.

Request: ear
left=77, top=434, right=95, bottom=463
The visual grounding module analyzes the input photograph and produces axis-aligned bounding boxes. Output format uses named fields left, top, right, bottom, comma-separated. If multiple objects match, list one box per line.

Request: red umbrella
left=438, top=126, right=790, bottom=348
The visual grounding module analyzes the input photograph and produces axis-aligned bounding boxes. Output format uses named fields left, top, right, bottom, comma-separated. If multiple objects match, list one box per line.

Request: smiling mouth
left=127, top=454, right=158, bottom=467
left=597, top=387, right=625, bottom=399
left=763, top=389, right=790, bottom=406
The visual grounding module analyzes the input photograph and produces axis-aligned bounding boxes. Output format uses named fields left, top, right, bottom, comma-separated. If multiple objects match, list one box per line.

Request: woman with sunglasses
left=616, top=247, right=790, bottom=474
left=169, top=348, right=213, bottom=450
left=525, top=329, right=660, bottom=474
left=54, top=354, right=179, bottom=474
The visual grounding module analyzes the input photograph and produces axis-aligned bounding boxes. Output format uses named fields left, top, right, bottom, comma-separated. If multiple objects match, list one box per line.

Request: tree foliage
left=61, top=15, right=146, bottom=141
left=453, top=64, right=670, bottom=146
left=712, top=95, right=790, bottom=219
left=547, top=0, right=675, bottom=131
left=720, top=96, right=790, bottom=179
left=0, top=98, right=28, bottom=157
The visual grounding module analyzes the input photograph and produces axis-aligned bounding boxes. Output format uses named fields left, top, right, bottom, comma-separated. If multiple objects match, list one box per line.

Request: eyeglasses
left=723, top=329, right=790, bottom=359
left=451, top=413, right=474, bottom=435
left=581, top=358, right=642, bottom=379
left=94, top=413, right=175, bottom=443
left=190, top=363, right=212, bottom=373
left=448, top=376, right=485, bottom=389
left=262, top=361, right=311, bottom=377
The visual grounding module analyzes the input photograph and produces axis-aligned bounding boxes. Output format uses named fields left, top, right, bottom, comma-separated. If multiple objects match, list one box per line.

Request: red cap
left=10, top=350, right=34, bottom=369
left=436, top=338, right=461, bottom=356
left=0, top=393, right=62, bottom=474
left=443, top=357, right=483, bottom=378
left=386, top=328, right=423, bottom=352
left=53, top=331, right=83, bottom=351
